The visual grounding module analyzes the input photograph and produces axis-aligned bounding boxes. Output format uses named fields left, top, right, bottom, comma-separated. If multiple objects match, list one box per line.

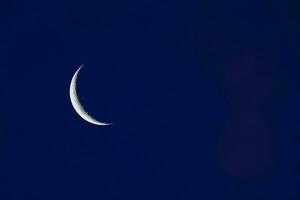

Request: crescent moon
left=69, top=64, right=112, bottom=126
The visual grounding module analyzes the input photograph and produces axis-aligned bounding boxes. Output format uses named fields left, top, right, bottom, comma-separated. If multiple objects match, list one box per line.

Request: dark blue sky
left=0, top=0, right=299, bottom=199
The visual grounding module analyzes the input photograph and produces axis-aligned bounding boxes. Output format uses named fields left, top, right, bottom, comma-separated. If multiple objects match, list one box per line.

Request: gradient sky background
left=0, top=0, right=299, bottom=199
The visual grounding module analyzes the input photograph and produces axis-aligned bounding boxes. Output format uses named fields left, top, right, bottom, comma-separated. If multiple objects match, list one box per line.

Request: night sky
left=0, top=0, right=299, bottom=199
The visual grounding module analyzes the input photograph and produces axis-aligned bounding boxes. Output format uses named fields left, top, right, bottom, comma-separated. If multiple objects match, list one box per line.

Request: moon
left=69, top=64, right=112, bottom=126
